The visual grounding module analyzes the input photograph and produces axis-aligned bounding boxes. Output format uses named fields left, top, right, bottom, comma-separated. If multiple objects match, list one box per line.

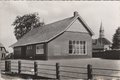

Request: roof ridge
left=44, top=16, right=74, bottom=26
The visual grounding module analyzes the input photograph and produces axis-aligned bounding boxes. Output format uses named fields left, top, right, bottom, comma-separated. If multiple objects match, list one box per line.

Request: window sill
left=68, top=54, right=87, bottom=55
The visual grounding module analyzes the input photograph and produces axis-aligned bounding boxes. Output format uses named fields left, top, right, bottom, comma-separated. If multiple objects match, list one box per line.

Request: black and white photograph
left=0, top=1, right=120, bottom=80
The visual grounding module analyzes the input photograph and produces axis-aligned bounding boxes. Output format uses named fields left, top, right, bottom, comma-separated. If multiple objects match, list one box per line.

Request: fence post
left=87, top=64, right=93, bottom=80
left=5, top=60, right=11, bottom=72
left=9, top=61, right=11, bottom=72
left=18, top=61, right=21, bottom=74
left=34, top=61, right=38, bottom=76
left=5, top=60, right=8, bottom=72
left=56, top=63, right=60, bottom=80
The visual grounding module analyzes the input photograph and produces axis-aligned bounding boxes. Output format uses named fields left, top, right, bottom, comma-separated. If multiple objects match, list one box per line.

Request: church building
left=92, top=22, right=112, bottom=52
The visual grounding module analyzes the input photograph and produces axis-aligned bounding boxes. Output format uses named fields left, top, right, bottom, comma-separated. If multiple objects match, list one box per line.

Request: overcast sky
left=0, top=1, right=120, bottom=52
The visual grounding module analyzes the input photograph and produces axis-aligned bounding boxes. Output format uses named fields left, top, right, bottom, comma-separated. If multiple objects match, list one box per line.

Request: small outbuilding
left=11, top=11, right=94, bottom=60
left=0, top=43, right=7, bottom=59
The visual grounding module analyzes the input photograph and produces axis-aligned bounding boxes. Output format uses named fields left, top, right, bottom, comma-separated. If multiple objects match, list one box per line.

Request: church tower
left=99, top=22, right=104, bottom=38
left=93, top=22, right=112, bottom=52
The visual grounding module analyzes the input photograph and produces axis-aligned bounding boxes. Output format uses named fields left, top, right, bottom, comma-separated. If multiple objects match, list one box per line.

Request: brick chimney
left=74, top=11, right=79, bottom=17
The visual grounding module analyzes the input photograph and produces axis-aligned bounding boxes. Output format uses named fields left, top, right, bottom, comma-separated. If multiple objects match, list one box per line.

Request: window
left=0, top=47, right=4, bottom=51
left=27, top=45, right=32, bottom=50
left=14, top=47, right=21, bottom=51
left=69, top=40, right=72, bottom=54
left=36, top=44, right=44, bottom=54
left=69, top=40, right=87, bottom=55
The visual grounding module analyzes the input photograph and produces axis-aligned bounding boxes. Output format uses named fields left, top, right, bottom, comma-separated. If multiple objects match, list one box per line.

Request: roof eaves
left=10, top=40, right=48, bottom=47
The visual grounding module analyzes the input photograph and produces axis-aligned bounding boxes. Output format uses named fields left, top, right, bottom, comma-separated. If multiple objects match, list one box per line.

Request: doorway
left=21, top=46, right=26, bottom=59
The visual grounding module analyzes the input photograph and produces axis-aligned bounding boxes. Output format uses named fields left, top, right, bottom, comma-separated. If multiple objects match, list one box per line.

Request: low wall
left=92, top=50, right=120, bottom=59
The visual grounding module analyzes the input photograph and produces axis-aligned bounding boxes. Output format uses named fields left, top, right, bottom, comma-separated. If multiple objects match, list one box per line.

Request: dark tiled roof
left=11, top=13, right=94, bottom=47
left=11, top=17, right=76, bottom=47
left=93, top=38, right=111, bottom=45
left=98, top=38, right=111, bottom=45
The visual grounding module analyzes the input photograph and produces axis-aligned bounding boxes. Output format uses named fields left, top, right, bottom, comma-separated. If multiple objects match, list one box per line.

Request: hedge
left=92, top=50, right=120, bottom=59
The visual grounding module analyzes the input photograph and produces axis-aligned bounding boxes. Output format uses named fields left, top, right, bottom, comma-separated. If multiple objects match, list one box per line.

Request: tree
left=112, top=27, right=120, bottom=49
left=12, top=13, right=44, bottom=40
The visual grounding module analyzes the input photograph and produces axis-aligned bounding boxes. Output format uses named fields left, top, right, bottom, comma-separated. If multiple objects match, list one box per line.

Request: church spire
left=99, top=21, right=104, bottom=38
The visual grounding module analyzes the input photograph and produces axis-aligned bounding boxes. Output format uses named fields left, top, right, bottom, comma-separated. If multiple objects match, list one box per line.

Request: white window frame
left=69, top=40, right=87, bottom=55
left=27, top=45, right=32, bottom=50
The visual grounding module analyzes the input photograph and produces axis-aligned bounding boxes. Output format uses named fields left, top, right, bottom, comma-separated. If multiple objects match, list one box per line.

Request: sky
left=0, top=1, right=120, bottom=52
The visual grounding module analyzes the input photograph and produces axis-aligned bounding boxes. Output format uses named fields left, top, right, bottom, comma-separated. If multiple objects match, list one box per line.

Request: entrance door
left=21, top=46, right=26, bottom=59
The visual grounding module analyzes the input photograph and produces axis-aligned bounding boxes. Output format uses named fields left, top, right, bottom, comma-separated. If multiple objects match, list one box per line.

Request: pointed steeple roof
left=100, top=21, right=104, bottom=31
left=99, top=21, right=104, bottom=38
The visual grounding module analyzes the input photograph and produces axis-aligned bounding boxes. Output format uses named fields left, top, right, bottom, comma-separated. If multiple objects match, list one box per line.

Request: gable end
left=66, top=18, right=89, bottom=33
